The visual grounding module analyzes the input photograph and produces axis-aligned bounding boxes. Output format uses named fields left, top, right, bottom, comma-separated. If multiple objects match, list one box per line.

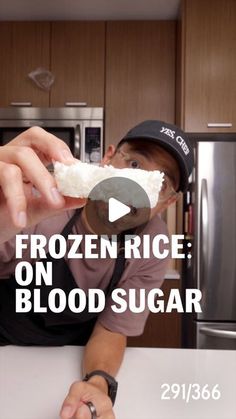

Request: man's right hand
left=0, top=126, right=86, bottom=243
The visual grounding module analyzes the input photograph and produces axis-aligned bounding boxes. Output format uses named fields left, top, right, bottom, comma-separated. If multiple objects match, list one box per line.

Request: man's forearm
left=82, top=322, right=127, bottom=392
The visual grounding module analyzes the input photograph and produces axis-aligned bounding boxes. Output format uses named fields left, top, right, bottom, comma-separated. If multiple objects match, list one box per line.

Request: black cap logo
left=160, top=126, right=190, bottom=156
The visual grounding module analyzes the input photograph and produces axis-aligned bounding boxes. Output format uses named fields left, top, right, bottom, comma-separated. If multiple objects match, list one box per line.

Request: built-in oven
left=0, top=107, right=104, bottom=164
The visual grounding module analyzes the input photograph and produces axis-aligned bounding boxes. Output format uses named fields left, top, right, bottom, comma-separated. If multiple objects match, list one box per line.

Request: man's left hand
left=60, top=380, right=115, bottom=419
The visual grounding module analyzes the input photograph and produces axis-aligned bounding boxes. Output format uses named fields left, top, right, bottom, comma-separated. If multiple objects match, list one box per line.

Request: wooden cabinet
left=0, top=21, right=105, bottom=108
left=50, top=22, right=105, bottom=107
left=105, top=21, right=176, bottom=146
left=0, top=22, right=50, bottom=107
left=179, top=0, right=236, bottom=133
left=128, top=279, right=181, bottom=348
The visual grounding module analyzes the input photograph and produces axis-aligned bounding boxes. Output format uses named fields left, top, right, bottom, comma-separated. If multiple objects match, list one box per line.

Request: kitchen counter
left=0, top=346, right=235, bottom=419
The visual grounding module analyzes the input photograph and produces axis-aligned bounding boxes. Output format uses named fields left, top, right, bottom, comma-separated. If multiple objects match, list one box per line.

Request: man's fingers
left=61, top=403, right=93, bottom=419
left=74, top=403, right=94, bottom=419
left=9, top=126, right=75, bottom=164
left=61, top=380, right=115, bottom=419
left=0, top=162, right=88, bottom=231
left=66, top=381, right=112, bottom=416
left=0, top=162, right=27, bottom=227
left=74, top=403, right=115, bottom=419
left=24, top=196, right=87, bottom=228
left=0, top=145, right=65, bottom=209
left=60, top=394, right=83, bottom=419
left=61, top=382, right=86, bottom=418
left=0, top=126, right=82, bottom=227
left=63, top=197, right=88, bottom=210
left=75, top=403, right=115, bottom=419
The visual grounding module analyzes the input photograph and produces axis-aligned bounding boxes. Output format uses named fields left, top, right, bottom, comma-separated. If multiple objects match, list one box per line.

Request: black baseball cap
left=120, top=120, right=194, bottom=192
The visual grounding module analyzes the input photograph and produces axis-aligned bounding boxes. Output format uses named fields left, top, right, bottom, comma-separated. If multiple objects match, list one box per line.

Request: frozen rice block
left=54, top=160, right=164, bottom=208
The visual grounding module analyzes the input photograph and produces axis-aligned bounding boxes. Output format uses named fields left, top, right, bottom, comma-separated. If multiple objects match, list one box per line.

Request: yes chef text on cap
left=121, top=120, right=194, bottom=192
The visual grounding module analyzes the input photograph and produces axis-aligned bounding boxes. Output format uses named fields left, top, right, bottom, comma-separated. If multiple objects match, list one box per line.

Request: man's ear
left=101, top=145, right=117, bottom=165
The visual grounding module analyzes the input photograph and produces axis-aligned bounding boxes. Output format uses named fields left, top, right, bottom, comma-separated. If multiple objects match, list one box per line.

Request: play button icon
left=85, top=176, right=151, bottom=236
left=108, top=197, right=131, bottom=222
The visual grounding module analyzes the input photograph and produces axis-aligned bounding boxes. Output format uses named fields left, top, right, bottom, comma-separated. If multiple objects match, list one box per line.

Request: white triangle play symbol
left=108, top=197, right=131, bottom=222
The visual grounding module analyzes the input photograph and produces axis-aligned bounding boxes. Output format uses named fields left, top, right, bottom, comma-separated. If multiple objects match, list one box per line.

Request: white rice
left=54, top=160, right=164, bottom=208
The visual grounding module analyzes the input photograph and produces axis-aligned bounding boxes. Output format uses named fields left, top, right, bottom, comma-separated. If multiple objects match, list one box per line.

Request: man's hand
left=60, top=380, right=115, bottom=419
left=0, top=126, right=86, bottom=242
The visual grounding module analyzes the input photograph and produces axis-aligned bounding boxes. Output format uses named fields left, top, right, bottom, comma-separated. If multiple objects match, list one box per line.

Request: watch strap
left=83, top=370, right=118, bottom=405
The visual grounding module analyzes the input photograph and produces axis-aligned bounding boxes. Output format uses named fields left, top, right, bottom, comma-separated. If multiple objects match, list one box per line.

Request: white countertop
left=0, top=346, right=235, bottom=419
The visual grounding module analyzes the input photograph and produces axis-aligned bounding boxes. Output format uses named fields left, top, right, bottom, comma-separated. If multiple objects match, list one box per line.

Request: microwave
left=0, top=107, right=104, bottom=164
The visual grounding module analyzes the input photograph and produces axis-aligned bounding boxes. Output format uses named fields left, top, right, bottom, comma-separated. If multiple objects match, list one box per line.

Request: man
left=0, top=120, right=194, bottom=419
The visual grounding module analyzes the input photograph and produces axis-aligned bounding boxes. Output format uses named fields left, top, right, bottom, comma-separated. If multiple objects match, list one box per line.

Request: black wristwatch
left=83, top=370, right=118, bottom=405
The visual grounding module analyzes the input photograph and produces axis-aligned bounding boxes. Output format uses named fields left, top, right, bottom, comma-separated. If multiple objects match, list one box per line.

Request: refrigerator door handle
left=198, top=178, right=208, bottom=290
left=200, top=327, right=236, bottom=339
left=74, top=124, right=81, bottom=159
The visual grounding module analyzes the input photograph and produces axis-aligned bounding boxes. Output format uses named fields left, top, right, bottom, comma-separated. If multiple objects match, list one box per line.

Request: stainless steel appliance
left=194, top=141, right=236, bottom=349
left=0, top=107, right=104, bottom=164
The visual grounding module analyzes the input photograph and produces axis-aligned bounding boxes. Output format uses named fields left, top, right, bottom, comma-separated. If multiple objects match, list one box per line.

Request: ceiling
left=0, top=0, right=180, bottom=20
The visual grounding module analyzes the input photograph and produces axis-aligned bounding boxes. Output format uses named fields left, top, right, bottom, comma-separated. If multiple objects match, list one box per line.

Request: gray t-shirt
left=0, top=210, right=170, bottom=336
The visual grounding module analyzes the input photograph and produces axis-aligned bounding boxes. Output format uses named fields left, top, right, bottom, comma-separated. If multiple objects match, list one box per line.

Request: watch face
left=109, top=381, right=118, bottom=405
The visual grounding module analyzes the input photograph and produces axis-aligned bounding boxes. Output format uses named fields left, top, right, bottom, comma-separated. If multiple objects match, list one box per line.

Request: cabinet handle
left=10, top=102, right=32, bottom=107
left=207, top=123, right=232, bottom=128
left=65, top=102, right=87, bottom=107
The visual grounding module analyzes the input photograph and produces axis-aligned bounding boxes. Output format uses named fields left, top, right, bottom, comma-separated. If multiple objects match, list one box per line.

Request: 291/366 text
left=160, top=384, right=221, bottom=403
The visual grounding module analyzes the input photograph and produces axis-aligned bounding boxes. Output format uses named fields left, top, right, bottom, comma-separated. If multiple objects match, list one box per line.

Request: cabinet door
left=181, top=0, right=236, bottom=132
left=105, top=21, right=176, bottom=147
left=0, top=22, right=50, bottom=107
left=50, top=22, right=105, bottom=107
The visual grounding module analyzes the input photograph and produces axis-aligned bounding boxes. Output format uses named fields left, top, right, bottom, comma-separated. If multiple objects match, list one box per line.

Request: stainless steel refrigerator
left=194, top=140, right=236, bottom=349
